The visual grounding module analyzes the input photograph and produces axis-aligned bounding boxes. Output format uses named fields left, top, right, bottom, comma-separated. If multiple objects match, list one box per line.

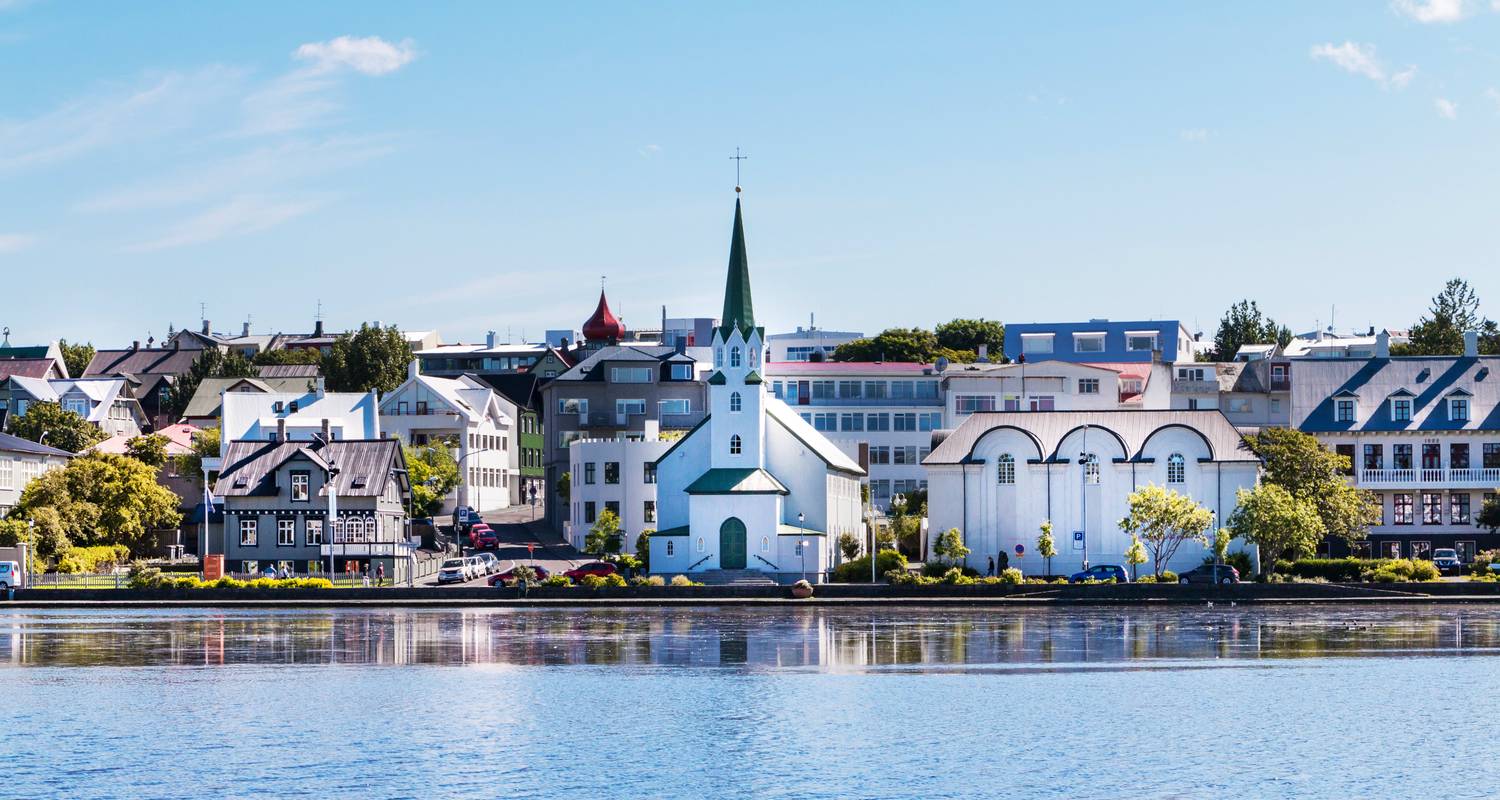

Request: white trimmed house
left=380, top=363, right=514, bottom=514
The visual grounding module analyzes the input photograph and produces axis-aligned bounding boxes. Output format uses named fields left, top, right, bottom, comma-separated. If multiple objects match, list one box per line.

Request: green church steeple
left=719, top=196, right=756, bottom=338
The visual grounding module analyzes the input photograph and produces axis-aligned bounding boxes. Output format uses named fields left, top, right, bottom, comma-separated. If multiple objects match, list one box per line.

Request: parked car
left=563, top=561, right=618, bottom=582
left=474, top=552, right=501, bottom=575
left=1178, top=564, right=1240, bottom=585
left=436, top=558, right=469, bottom=585
left=470, top=524, right=499, bottom=550
left=1068, top=564, right=1128, bottom=584
left=0, top=560, right=19, bottom=590
left=1431, top=548, right=1463, bottom=575
left=490, top=564, right=551, bottom=586
left=464, top=556, right=485, bottom=578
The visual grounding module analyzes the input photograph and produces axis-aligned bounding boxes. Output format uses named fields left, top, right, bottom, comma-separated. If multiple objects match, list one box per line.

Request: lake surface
left=1, top=604, right=1496, bottom=799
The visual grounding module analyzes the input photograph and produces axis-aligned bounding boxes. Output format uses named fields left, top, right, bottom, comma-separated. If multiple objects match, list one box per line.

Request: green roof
left=651, top=525, right=690, bottom=537
left=744, top=370, right=763, bottom=385
left=776, top=523, right=827, bottom=537
left=718, top=198, right=756, bottom=338
left=707, top=370, right=727, bottom=385
left=685, top=467, right=789, bottom=495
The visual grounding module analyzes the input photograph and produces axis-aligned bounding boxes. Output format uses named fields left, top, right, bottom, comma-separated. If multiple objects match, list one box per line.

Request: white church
left=650, top=194, right=865, bottom=584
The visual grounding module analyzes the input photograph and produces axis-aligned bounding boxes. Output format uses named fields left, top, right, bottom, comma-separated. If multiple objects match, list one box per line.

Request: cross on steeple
left=729, top=147, right=748, bottom=190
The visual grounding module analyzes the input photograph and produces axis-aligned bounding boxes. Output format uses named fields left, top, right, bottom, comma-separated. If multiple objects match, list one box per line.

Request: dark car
left=489, top=565, right=551, bottom=586
left=1069, top=564, right=1128, bottom=584
left=563, top=561, right=618, bottom=582
left=1178, top=564, right=1240, bottom=585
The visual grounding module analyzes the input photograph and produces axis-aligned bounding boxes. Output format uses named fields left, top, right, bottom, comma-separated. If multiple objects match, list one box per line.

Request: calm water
left=2, top=604, right=1497, bottom=799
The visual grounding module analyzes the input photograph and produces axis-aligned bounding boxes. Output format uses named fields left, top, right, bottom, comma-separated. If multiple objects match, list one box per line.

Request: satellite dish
left=934, top=356, right=950, bottom=372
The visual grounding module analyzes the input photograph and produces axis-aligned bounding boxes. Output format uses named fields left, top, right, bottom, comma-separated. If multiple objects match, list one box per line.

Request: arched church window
left=714, top=347, right=723, bottom=368
left=730, top=346, right=742, bottom=368
left=696, top=537, right=705, bottom=553
left=1083, top=453, right=1100, bottom=484
left=730, top=434, right=742, bottom=455
left=996, top=454, right=1015, bottom=484
left=761, top=536, right=770, bottom=552
left=666, top=541, right=675, bottom=557
left=730, top=392, right=742, bottom=413
left=1167, top=453, right=1186, bottom=484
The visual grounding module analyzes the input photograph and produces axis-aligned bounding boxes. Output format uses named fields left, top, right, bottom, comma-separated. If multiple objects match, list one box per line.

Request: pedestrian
left=361, top=564, right=371, bottom=588
left=987, top=556, right=995, bottom=577
left=376, top=563, right=385, bottom=587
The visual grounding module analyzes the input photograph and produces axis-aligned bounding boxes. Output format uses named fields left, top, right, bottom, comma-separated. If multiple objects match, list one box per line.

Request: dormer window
left=272, top=401, right=284, bottom=413
left=1021, top=333, right=1054, bottom=355
left=1125, top=331, right=1159, bottom=352
left=1073, top=333, right=1105, bottom=354
left=1391, top=398, right=1413, bottom=422
left=1450, top=397, right=1470, bottom=421
left=288, top=400, right=299, bottom=413
left=1336, top=399, right=1355, bottom=422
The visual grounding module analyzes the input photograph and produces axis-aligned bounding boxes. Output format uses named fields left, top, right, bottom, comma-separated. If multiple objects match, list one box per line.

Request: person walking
left=987, top=556, right=995, bottom=577
left=376, top=563, right=386, bottom=588
left=361, top=564, right=371, bottom=588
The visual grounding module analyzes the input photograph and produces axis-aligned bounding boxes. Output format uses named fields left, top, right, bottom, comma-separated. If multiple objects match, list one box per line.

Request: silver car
left=437, top=558, right=468, bottom=585
left=475, top=552, right=501, bottom=575
left=464, top=555, right=485, bottom=579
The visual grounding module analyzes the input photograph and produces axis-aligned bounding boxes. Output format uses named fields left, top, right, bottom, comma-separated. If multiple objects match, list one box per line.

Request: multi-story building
left=480, top=373, right=546, bottom=505
left=1293, top=332, right=1500, bottom=561
left=1281, top=327, right=1410, bottom=359
left=1003, top=319, right=1196, bottom=364
left=4, top=376, right=148, bottom=439
left=416, top=333, right=552, bottom=378
left=941, top=360, right=1172, bottom=422
left=81, top=341, right=203, bottom=429
left=0, top=431, right=72, bottom=516
left=765, top=361, right=939, bottom=508
left=219, top=383, right=380, bottom=454
left=380, top=363, right=514, bottom=514
left=766, top=325, right=863, bottom=362
left=1168, top=360, right=1292, bottom=429
left=566, top=421, right=670, bottom=553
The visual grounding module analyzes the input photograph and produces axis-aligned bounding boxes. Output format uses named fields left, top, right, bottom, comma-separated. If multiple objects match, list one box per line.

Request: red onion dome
left=582, top=291, right=626, bottom=341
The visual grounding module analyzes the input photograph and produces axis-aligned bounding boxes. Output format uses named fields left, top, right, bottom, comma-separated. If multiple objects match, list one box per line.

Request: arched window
left=996, top=453, right=1015, bottom=484
left=730, top=346, right=742, bottom=368
left=696, top=537, right=705, bottom=553
left=367, top=516, right=378, bottom=541
left=714, top=347, right=724, bottom=368
left=1167, top=453, right=1186, bottom=484
left=730, top=392, right=742, bottom=413
left=666, top=540, right=675, bottom=557
left=729, top=434, right=743, bottom=455
left=1083, top=453, right=1100, bottom=484
left=761, top=536, right=770, bottom=552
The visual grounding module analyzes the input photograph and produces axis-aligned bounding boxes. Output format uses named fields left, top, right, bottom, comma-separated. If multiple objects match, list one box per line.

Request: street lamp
left=798, top=511, right=807, bottom=582
left=1079, top=423, right=1090, bottom=571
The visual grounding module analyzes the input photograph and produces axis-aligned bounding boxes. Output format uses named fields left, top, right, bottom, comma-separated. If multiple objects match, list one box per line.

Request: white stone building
left=765, top=325, right=863, bottom=362
left=220, top=384, right=380, bottom=454
left=380, top=363, right=514, bottom=514
left=941, top=360, right=1172, bottom=423
left=566, top=421, right=670, bottom=554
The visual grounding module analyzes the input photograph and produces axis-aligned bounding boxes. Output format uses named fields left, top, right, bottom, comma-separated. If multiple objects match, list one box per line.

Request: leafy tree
left=57, top=339, right=96, bottom=378
left=251, top=347, right=323, bottom=366
left=838, top=531, right=862, bottom=561
left=932, top=527, right=970, bottom=566
left=322, top=323, right=413, bottom=394
left=584, top=508, right=623, bottom=559
left=1209, top=300, right=1292, bottom=361
left=174, top=427, right=221, bottom=488
left=1036, top=519, right=1057, bottom=576
left=1390, top=278, right=1500, bottom=356
left=1243, top=427, right=1379, bottom=545
left=1117, top=484, right=1214, bottom=578
left=1124, top=535, right=1148, bottom=581
left=165, top=347, right=259, bottom=421
left=403, top=443, right=460, bottom=517
left=13, top=452, right=182, bottom=556
left=1228, top=484, right=1325, bottom=574
left=555, top=471, right=571, bottom=503
left=124, top=433, right=169, bottom=468
left=1478, top=496, right=1500, bottom=534
left=935, top=318, right=1007, bottom=362
left=7, top=401, right=106, bottom=453
left=1212, top=527, right=1232, bottom=564
left=635, top=529, right=653, bottom=572
left=833, top=328, right=973, bottom=364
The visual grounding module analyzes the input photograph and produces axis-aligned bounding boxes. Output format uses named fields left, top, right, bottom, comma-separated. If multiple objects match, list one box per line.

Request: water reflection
left=1, top=605, right=1497, bottom=670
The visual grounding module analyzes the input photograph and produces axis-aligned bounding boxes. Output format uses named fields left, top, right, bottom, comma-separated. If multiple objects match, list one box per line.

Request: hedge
left=1274, top=558, right=1441, bottom=582
left=833, top=549, right=907, bottom=583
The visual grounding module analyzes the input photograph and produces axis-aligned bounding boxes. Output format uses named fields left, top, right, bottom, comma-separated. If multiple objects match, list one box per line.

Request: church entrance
left=719, top=518, right=747, bottom=569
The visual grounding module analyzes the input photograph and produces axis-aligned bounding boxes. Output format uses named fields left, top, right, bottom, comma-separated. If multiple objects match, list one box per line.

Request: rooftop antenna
left=730, top=146, right=748, bottom=192
left=199, top=302, right=207, bottom=327
left=315, top=299, right=323, bottom=322
left=1, top=327, right=8, bottom=347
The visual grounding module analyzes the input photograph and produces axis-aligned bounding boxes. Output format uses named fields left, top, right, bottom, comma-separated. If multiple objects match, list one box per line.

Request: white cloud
left=122, top=195, right=325, bottom=252
left=1392, top=0, right=1472, bottom=22
left=1435, top=97, right=1459, bottom=118
left=1485, top=87, right=1500, bottom=109
left=638, top=144, right=661, bottom=157
left=1179, top=128, right=1210, bottom=142
left=0, top=233, right=35, bottom=253
left=294, top=36, right=416, bottom=76
left=1309, top=42, right=1415, bottom=90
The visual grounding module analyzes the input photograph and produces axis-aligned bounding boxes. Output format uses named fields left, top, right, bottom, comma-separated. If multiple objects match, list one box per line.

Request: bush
left=791, top=579, right=814, bottom=596
left=579, top=574, right=607, bottom=589
left=126, top=560, right=163, bottom=589
left=630, top=575, right=665, bottom=587
left=54, top=545, right=131, bottom=574
left=669, top=575, right=700, bottom=587
left=1472, top=550, right=1500, bottom=576
left=940, top=567, right=974, bottom=586
left=1159, top=570, right=1178, bottom=583
left=923, top=562, right=979, bottom=579
left=1275, top=558, right=1381, bottom=582
left=998, top=567, right=1023, bottom=585
left=542, top=574, right=572, bottom=587
left=602, top=573, right=627, bottom=588
left=834, top=549, right=908, bottom=583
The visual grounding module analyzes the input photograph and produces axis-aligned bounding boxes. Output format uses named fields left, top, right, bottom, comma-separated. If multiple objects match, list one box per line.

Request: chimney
left=1376, top=330, right=1390, bottom=358
left=1464, top=330, right=1479, bottom=358
left=132, top=340, right=140, bottom=351
left=276, top=417, right=287, bottom=441
left=315, top=376, right=326, bottom=398
left=372, top=320, right=382, bottom=331
left=321, top=417, right=331, bottom=443
left=674, top=336, right=686, bottom=355
left=242, top=321, right=251, bottom=337
left=201, top=319, right=211, bottom=336
left=408, top=358, right=420, bottom=381
left=977, top=344, right=990, bottom=363
left=486, top=330, right=497, bottom=349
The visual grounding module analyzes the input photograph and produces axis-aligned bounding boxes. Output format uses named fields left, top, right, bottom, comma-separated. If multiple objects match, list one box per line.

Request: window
left=659, top=399, right=692, bottom=416
left=870, top=479, right=891, bottom=499
left=1422, top=443, right=1440, bottom=470
left=239, top=518, right=258, bottom=546
left=866, top=413, right=890, bottom=431
left=644, top=500, right=656, bottom=523
left=644, top=463, right=656, bottom=484
left=1335, top=444, right=1355, bottom=475
left=730, top=392, right=742, bottom=413
left=558, top=398, right=588, bottom=415
left=841, top=413, right=863, bottom=432
left=839, top=380, right=864, bottom=399
left=1229, top=398, right=1252, bottom=414
left=584, top=502, right=597, bottom=524
left=584, top=463, right=596, bottom=485
left=996, top=454, right=1015, bottom=484
left=1074, top=334, right=1104, bottom=353
left=919, top=412, right=941, bottom=431
left=1391, top=398, right=1413, bottom=422
left=812, top=380, right=835, bottom=400
left=1453, top=443, right=1471, bottom=470
left=278, top=519, right=295, bottom=546
left=794, top=541, right=804, bottom=556
left=1393, top=444, right=1412, bottom=470
left=1167, top=453, right=1185, bottom=484
left=761, top=536, right=770, bottom=552
left=893, top=413, right=917, bottom=432
left=1336, top=400, right=1355, bottom=422
left=1422, top=492, right=1443, bottom=525
left=1125, top=332, right=1158, bottom=352
left=1083, top=454, right=1100, bottom=484
left=1486, top=444, right=1500, bottom=470
left=869, top=446, right=890, bottom=465
left=0, top=457, right=11, bottom=490
left=1393, top=493, right=1413, bottom=525
left=1021, top=334, right=1054, bottom=355
left=864, top=381, right=888, bottom=400
left=730, top=347, right=742, bottom=368
left=889, top=381, right=913, bottom=400
left=955, top=395, right=997, bottom=414
left=306, top=518, right=324, bottom=546
left=666, top=540, right=675, bottom=557
left=605, top=500, right=619, bottom=519
left=611, top=367, right=653, bottom=383
left=813, top=413, right=836, bottom=432
left=893, top=446, right=918, bottom=465
left=730, top=434, right=742, bottom=455
left=696, top=537, right=705, bottom=553
left=412, top=401, right=423, bottom=415
left=670, top=363, right=693, bottom=380
left=1411, top=541, right=1432, bottom=561
left=1452, top=493, right=1472, bottom=525
left=604, top=461, right=620, bottom=484
left=63, top=397, right=89, bottom=417
left=1078, top=378, right=1100, bottom=395
left=714, top=347, right=724, bottom=368
left=616, top=399, right=646, bottom=416
left=290, top=471, right=309, bottom=502
left=1451, top=397, right=1470, bottom=422
left=1359, top=444, right=1382, bottom=472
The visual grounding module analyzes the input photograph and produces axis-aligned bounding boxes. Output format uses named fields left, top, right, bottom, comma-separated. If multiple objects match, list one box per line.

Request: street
left=419, top=504, right=585, bottom=587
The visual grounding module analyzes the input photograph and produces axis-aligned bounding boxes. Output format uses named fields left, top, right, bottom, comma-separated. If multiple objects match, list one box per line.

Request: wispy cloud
left=122, top=195, right=326, bottom=253
left=294, top=36, right=417, bottom=76
left=1485, top=87, right=1500, bottom=110
left=1392, top=0, right=1472, bottom=22
left=638, top=144, right=662, bottom=158
left=0, top=233, right=35, bottom=253
left=1179, top=128, right=1210, bottom=142
left=1435, top=97, right=1459, bottom=118
left=1310, top=41, right=1416, bottom=90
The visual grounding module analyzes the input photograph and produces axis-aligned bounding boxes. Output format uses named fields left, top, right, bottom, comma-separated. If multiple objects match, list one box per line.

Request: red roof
left=0, top=358, right=63, bottom=380
left=582, top=291, right=626, bottom=341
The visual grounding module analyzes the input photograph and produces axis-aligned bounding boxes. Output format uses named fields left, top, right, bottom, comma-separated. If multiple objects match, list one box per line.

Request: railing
left=1269, top=377, right=1291, bottom=391
left=689, top=553, right=714, bottom=570
left=659, top=412, right=706, bottom=429
left=773, top=395, right=944, bottom=407
left=26, top=572, right=126, bottom=589
left=753, top=554, right=780, bottom=571
left=1357, top=467, right=1500, bottom=486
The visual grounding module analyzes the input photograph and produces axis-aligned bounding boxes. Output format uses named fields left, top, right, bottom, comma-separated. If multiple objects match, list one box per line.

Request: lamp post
left=455, top=447, right=493, bottom=545
left=798, top=511, right=807, bottom=582
left=1079, top=424, right=1089, bottom=571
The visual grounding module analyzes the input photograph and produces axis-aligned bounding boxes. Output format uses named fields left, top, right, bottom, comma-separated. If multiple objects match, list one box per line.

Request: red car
left=469, top=524, right=498, bottom=550
left=489, top=564, right=551, bottom=586
left=563, top=561, right=617, bottom=582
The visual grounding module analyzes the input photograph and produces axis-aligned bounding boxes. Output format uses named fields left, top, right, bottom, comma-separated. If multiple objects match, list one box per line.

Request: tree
left=635, top=529, right=653, bottom=572
left=1209, top=300, right=1292, bottom=361
left=555, top=471, right=571, bottom=503
left=174, top=426, right=220, bottom=488
left=832, top=328, right=973, bottom=364
left=1124, top=535, right=1147, bottom=581
left=322, top=323, right=413, bottom=394
left=7, top=401, right=106, bottom=453
left=1243, top=427, right=1380, bottom=545
left=1228, top=484, right=1325, bottom=575
left=1036, top=520, right=1057, bottom=576
left=1117, top=484, right=1214, bottom=578
left=584, top=509, right=623, bottom=559
left=403, top=443, right=460, bottom=517
left=838, top=531, right=861, bottom=561
left=1393, top=278, right=1500, bottom=356
left=124, top=434, right=169, bottom=468
left=251, top=347, right=323, bottom=367
left=932, top=527, right=970, bottom=566
left=57, top=339, right=95, bottom=378
left=13, top=452, right=182, bottom=556
left=1212, top=527, right=1232, bottom=564
left=165, top=347, right=258, bottom=421
left=1478, top=496, right=1500, bottom=534
left=935, top=318, right=1007, bottom=362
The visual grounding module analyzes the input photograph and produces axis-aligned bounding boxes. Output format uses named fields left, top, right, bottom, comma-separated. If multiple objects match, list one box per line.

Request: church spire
left=720, top=196, right=755, bottom=337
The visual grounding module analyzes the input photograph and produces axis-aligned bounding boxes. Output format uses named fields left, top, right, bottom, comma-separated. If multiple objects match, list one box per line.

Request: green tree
left=57, top=339, right=96, bottom=378
left=635, top=528, right=653, bottom=573
left=838, top=531, right=861, bottom=561
left=833, top=328, right=973, bottom=364
left=13, top=452, right=182, bottom=556
left=1212, top=527, right=1232, bottom=564
left=555, top=471, right=571, bottom=503
left=251, top=347, right=323, bottom=366
left=585, top=508, right=623, bottom=559
left=932, top=527, right=970, bottom=566
left=403, top=442, right=460, bottom=517
left=173, top=426, right=221, bottom=488
left=1036, top=519, right=1057, bottom=576
left=1393, top=278, right=1500, bottom=356
left=1124, top=535, right=1148, bottom=581
left=1208, top=300, right=1293, bottom=361
left=1478, top=496, right=1500, bottom=534
left=165, top=347, right=259, bottom=421
left=1228, top=484, right=1326, bottom=575
left=1117, top=484, right=1214, bottom=578
left=935, top=318, right=1007, bottom=362
left=1243, top=427, right=1380, bottom=545
left=322, top=323, right=413, bottom=394
left=7, top=401, right=106, bottom=453
left=124, top=433, right=169, bottom=468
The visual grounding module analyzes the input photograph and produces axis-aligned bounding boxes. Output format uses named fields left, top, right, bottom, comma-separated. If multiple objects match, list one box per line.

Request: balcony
left=776, top=395, right=944, bottom=407
left=1356, top=468, right=1500, bottom=488
left=1171, top=379, right=1218, bottom=394
left=1269, top=377, right=1291, bottom=391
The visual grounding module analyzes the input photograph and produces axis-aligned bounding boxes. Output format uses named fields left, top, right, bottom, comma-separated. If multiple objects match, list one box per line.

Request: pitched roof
left=685, top=467, right=789, bottom=495
left=257, top=364, right=321, bottom=378
left=0, top=431, right=74, bottom=457
left=8, top=377, right=133, bottom=423
left=181, top=376, right=317, bottom=420
left=923, top=409, right=1258, bottom=465
left=764, top=399, right=865, bottom=475
left=0, top=358, right=65, bottom=381
left=83, top=346, right=201, bottom=378
left=552, top=345, right=704, bottom=382
left=215, top=438, right=405, bottom=497
left=92, top=423, right=201, bottom=456
left=719, top=197, right=757, bottom=338
left=1292, top=355, right=1500, bottom=432
left=476, top=373, right=542, bottom=412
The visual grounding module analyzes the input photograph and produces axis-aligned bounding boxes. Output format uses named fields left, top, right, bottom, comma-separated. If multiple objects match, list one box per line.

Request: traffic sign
left=1014, top=544, right=1025, bottom=556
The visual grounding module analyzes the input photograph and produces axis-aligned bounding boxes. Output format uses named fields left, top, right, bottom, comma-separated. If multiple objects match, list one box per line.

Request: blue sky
left=3, top=1, right=1500, bottom=347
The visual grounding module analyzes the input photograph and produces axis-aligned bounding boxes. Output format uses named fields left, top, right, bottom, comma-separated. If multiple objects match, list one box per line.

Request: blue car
left=1069, top=564, right=1128, bottom=584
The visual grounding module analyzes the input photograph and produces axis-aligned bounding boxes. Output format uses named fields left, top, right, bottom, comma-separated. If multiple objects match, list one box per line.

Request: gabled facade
left=220, top=386, right=380, bottom=455
left=5, top=376, right=147, bottom=440
left=0, top=432, right=72, bottom=516
left=379, top=363, right=514, bottom=513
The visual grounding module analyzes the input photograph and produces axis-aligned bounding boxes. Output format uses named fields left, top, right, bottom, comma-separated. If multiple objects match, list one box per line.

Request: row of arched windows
left=993, top=453, right=1186, bottom=484
left=713, top=345, right=761, bottom=369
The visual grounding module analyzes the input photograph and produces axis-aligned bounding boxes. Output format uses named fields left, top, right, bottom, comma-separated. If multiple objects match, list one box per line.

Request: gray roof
left=181, top=376, right=319, bottom=419
left=215, top=438, right=406, bottom=498
left=553, top=345, right=697, bottom=382
left=0, top=431, right=74, bottom=457
left=1292, top=355, right=1500, bottom=433
left=257, top=364, right=321, bottom=379
left=923, top=409, right=1258, bottom=465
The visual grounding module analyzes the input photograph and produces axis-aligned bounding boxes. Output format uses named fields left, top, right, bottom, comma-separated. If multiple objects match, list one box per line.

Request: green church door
left=719, top=518, right=747, bottom=569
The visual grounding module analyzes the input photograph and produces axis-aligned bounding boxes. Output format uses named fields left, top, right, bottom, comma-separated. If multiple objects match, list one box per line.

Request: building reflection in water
left=0, top=606, right=1498, bottom=670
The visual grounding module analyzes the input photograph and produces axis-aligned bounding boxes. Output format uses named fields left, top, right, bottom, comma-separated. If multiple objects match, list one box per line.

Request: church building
left=650, top=194, right=865, bottom=584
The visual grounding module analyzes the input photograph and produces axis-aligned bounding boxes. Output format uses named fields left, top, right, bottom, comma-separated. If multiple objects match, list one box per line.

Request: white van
left=0, top=560, right=20, bottom=590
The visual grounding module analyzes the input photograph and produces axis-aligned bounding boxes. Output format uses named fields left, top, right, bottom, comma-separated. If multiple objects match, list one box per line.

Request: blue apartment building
left=1003, top=319, right=1197, bottom=363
